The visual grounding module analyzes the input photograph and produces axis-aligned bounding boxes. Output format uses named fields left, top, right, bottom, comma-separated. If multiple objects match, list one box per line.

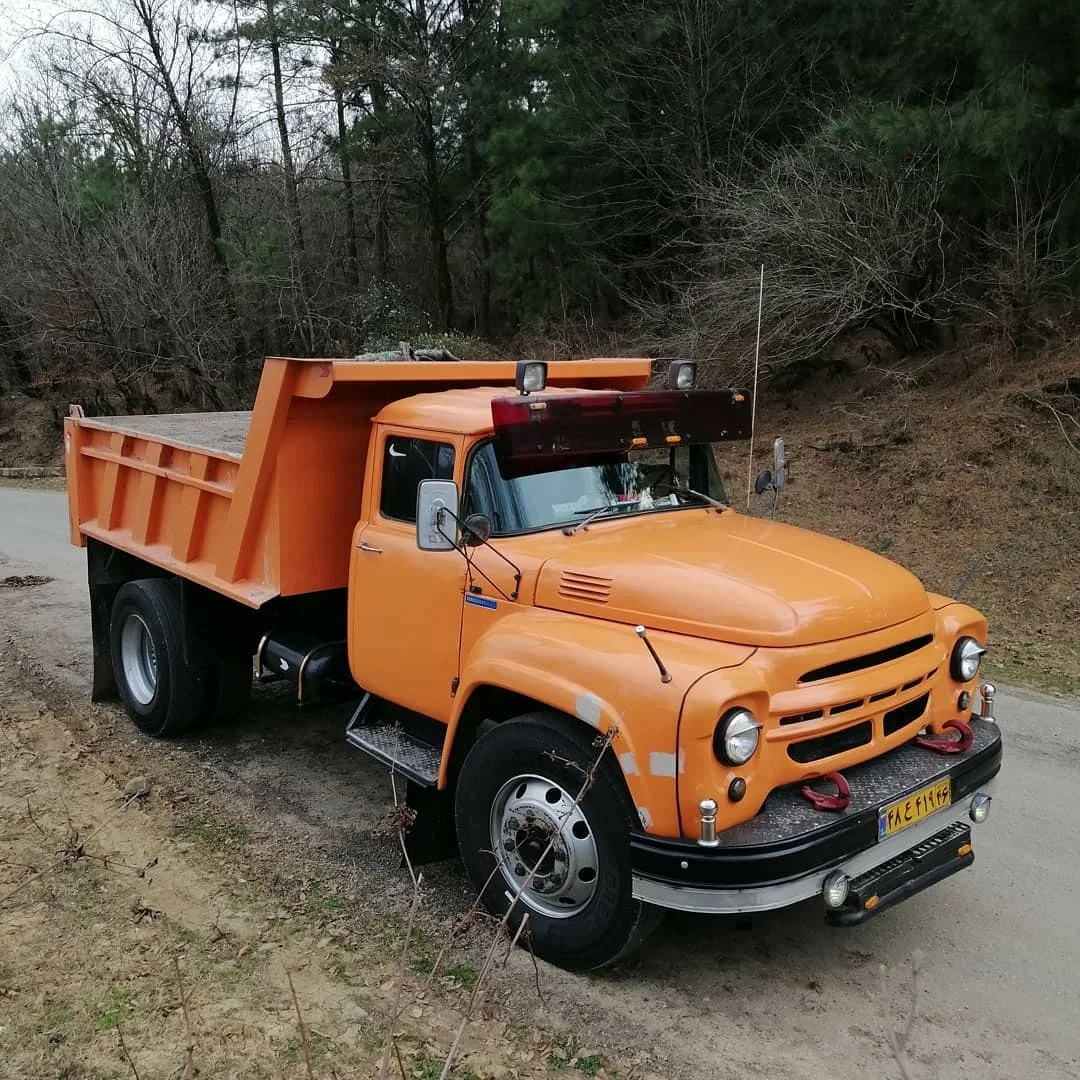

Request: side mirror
left=772, top=437, right=787, bottom=491
left=416, top=479, right=459, bottom=551
left=755, top=469, right=773, bottom=496
left=461, top=513, right=492, bottom=547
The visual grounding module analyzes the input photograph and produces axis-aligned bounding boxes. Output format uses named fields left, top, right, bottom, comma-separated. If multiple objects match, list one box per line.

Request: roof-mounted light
left=666, top=359, right=697, bottom=390
left=515, top=360, right=548, bottom=395
left=490, top=388, right=751, bottom=478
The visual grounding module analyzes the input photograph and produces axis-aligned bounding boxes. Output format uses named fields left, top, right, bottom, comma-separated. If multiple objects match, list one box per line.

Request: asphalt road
left=2, top=486, right=1078, bottom=1079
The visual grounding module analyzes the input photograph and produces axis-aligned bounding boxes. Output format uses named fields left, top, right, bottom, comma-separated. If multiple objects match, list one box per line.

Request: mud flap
left=87, top=540, right=119, bottom=702
left=402, top=782, right=458, bottom=867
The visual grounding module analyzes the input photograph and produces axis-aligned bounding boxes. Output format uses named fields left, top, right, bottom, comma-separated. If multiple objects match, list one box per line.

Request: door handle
left=357, top=541, right=383, bottom=553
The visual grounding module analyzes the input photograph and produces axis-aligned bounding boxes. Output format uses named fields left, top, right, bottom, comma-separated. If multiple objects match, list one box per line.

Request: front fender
left=447, top=608, right=753, bottom=837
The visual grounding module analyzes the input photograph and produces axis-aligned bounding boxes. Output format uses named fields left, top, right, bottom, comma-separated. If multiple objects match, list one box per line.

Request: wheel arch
left=441, top=663, right=647, bottom=824
left=87, top=539, right=261, bottom=702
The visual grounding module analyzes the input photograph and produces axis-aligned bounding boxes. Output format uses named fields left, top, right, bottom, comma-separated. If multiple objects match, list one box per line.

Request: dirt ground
left=0, top=670, right=629, bottom=1080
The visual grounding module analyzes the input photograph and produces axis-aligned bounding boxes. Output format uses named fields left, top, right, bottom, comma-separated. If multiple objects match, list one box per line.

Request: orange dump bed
left=64, top=356, right=652, bottom=608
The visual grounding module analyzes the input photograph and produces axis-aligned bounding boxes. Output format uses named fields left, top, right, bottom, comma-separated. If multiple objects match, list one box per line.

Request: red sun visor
left=490, top=388, right=751, bottom=478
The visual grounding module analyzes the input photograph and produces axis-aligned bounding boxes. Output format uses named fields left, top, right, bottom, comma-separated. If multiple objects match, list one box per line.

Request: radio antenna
left=745, top=264, right=765, bottom=510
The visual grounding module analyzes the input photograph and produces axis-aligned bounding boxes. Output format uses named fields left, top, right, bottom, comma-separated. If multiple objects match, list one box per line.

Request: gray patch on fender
left=619, top=752, right=639, bottom=776
left=575, top=692, right=603, bottom=728
left=649, top=752, right=678, bottom=777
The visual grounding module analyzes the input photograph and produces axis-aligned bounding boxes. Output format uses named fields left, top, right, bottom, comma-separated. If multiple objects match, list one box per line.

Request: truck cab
left=64, top=355, right=1002, bottom=971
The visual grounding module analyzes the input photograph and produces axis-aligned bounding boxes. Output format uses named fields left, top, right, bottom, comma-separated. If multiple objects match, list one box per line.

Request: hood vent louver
left=558, top=570, right=613, bottom=605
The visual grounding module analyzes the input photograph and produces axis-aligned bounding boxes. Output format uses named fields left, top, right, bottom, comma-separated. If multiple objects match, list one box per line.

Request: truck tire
left=454, top=711, right=663, bottom=971
left=110, top=579, right=207, bottom=737
left=201, top=651, right=253, bottom=725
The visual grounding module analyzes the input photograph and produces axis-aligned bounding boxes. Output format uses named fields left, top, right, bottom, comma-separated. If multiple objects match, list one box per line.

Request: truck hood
left=533, top=511, right=929, bottom=648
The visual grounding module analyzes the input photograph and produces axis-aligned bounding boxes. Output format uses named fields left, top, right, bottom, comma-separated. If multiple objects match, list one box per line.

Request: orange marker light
left=864, top=895, right=880, bottom=911
left=665, top=435, right=682, bottom=444
left=631, top=436, right=648, bottom=447
left=958, top=843, right=973, bottom=857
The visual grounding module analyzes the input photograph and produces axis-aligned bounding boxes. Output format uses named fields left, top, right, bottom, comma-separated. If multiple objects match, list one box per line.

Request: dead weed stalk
left=879, top=949, right=924, bottom=1080
left=172, top=956, right=196, bottom=1080
left=286, top=969, right=315, bottom=1080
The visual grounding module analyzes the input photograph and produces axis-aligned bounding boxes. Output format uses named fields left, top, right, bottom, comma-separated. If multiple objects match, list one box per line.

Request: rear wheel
left=110, top=579, right=207, bottom=737
left=454, top=711, right=663, bottom=971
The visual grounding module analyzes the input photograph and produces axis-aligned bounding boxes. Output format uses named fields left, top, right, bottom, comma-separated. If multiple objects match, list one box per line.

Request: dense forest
left=0, top=0, right=1077, bottom=410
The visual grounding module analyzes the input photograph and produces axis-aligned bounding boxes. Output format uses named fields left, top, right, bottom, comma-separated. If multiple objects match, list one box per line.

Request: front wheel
left=454, top=711, right=663, bottom=971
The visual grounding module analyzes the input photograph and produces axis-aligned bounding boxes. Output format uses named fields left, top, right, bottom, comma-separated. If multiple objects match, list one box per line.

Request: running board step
left=345, top=697, right=443, bottom=787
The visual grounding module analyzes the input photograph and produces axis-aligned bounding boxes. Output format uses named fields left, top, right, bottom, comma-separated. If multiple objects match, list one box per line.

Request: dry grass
left=0, top=683, right=600, bottom=1080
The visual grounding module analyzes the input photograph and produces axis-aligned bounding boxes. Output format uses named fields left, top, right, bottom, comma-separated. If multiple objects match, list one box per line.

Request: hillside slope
left=718, top=341, right=1080, bottom=693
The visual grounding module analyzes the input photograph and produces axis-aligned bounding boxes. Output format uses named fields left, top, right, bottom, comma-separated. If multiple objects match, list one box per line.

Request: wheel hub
left=490, top=774, right=599, bottom=919
left=120, top=613, right=158, bottom=706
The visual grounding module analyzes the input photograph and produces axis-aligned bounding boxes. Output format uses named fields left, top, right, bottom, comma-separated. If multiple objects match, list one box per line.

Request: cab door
left=348, top=428, right=466, bottom=722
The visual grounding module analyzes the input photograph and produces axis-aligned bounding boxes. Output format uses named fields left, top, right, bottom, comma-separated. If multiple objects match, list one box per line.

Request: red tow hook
left=915, top=718, right=974, bottom=755
left=801, top=771, right=851, bottom=811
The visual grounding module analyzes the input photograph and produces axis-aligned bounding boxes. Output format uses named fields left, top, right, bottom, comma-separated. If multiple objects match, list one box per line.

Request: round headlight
left=969, top=792, right=992, bottom=824
left=713, top=708, right=760, bottom=766
left=951, top=637, right=986, bottom=682
left=822, top=870, right=850, bottom=910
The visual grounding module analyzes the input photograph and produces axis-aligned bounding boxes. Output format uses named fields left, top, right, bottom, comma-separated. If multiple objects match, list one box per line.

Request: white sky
left=0, top=1, right=67, bottom=94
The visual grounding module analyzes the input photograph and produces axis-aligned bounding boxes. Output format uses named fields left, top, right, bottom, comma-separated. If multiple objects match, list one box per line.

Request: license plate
left=878, top=778, right=951, bottom=839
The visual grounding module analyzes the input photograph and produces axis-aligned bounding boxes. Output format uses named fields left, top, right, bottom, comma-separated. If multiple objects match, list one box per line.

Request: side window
left=380, top=436, right=455, bottom=523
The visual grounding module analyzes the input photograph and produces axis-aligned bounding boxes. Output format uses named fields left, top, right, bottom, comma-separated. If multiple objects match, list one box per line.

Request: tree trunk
left=420, top=112, right=453, bottom=329
left=333, top=78, right=362, bottom=294
left=266, top=0, right=312, bottom=350
left=0, top=304, right=32, bottom=393
left=268, top=0, right=304, bottom=257
left=131, top=0, right=246, bottom=376
left=369, top=82, right=391, bottom=282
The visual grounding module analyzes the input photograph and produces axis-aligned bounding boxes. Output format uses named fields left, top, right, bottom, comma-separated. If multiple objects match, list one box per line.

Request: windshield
left=463, top=441, right=728, bottom=536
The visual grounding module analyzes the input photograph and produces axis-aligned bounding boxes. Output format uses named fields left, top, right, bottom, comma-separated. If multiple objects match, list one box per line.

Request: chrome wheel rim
left=489, top=773, right=600, bottom=919
left=120, top=613, right=158, bottom=706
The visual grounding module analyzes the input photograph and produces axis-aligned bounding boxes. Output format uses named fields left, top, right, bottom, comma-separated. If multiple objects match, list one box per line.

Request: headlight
left=713, top=708, right=761, bottom=766
left=951, top=637, right=986, bottom=682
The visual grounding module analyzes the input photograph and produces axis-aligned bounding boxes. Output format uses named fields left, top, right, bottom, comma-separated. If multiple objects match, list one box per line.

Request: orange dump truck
left=64, top=356, right=1002, bottom=970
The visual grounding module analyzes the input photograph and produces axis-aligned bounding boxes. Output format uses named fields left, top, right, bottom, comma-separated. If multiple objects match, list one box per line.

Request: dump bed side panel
left=64, top=416, right=276, bottom=606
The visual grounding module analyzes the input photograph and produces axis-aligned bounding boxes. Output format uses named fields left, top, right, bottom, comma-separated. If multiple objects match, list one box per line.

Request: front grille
left=883, top=692, right=929, bottom=736
left=788, top=720, right=873, bottom=763
left=799, top=635, right=934, bottom=683
left=780, top=709, right=824, bottom=726
left=831, top=698, right=863, bottom=715
left=557, top=570, right=612, bottom=604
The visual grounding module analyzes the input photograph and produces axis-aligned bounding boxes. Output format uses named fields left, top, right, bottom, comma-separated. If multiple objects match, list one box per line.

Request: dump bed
left=64, top=356, right=651, bottom=607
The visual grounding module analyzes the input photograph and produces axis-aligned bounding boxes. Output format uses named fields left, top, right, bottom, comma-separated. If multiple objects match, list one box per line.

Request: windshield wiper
left=676, top=488, right=728, bottom=511
left=563, top=504, right=625, bottom=536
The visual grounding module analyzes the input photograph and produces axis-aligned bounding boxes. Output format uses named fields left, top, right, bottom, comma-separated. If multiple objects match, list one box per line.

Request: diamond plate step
left=345, top=721, right=443, bottom=787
